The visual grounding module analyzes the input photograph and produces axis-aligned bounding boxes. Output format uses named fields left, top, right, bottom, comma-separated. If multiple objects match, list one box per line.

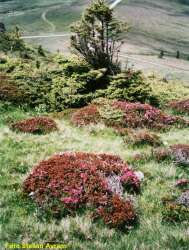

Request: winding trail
left=41, top=8, right=56, bottom=32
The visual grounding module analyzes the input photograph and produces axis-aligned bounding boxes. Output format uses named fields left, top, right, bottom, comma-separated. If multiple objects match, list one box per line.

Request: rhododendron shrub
left=169, top=99, right=189, bottom=114
left=113, top=101, right=188, bottom=129
left=11, top=117, right=57, bottom=134
left=175, top=179, right=189, bottom=188
left=153, top=148, right=171, bottom=162
left=71, top=100, right=188, bottom=129
left=71, top=105, right=101, bottom=126
left=96, top=195, right=137, bottom=230
left=23, top=152, right=140, bottom=229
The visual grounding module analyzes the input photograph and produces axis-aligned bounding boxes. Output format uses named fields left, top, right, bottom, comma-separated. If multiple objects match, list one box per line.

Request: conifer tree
left=70, top=0, right=128, bottom=74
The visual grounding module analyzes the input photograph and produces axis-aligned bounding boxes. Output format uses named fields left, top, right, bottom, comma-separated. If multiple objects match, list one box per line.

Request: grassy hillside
left=1, top=102, right=189, bottom=250
left=0, top=0, right=189, bottom=54
left=0, top=8, right=189, bottom=248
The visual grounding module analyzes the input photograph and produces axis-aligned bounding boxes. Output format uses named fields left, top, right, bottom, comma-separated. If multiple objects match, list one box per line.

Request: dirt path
left=41, top=8, right=56, bottom=32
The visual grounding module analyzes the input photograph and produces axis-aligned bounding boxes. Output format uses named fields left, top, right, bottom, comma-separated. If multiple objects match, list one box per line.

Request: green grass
left=0, top=102, right=189, bottom=250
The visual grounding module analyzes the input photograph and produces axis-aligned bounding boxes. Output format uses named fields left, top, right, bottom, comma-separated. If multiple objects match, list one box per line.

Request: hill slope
left=0, top=0, right=189, bottom=82
left=0, top=0, right=189, bottom=53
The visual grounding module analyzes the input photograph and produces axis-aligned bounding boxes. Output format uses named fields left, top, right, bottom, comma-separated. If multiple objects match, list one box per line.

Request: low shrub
left=11, top=117, right=57, bottom=134
left=152, top=148, right=171, bottom=162
left=71, top=105, right=101, bottom=126
left=162, top=189, right=189, bottom=223
left=0, top=57, right=53, bottom=108
left=0, top=30, right=25, bottom=52
left=99, top=103, right=125, bottom=128
left=96, top=194, right=137, bottom=230
left=175, top=179, right=189, bottom=188
left=60, top=56, right=91, bottom=77
left=113, top=101, right=188, bottom=129
left=176, top=190, right=189, bottom=208
left=72, top=100, right=188, bottom=130
left=23, top=152, right=140, bottom=229
left=153, top=144, right=189, bottom=167
left=130, top=153, right=150, bottom=164
left=162, top=199, right=189, bottom=223
left=170, top=144, right=189, bottom=167
left=124, top=129, right=162, bottom=147
left=169, top=99, right=189, bottom=114
left=98, top=69, right=157, bottom=105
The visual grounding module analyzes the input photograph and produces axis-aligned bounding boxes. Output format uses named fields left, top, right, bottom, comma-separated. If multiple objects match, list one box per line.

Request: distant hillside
left=0, top=0, right=188, bottom=55
left=118, top=0, right=189, bottom=55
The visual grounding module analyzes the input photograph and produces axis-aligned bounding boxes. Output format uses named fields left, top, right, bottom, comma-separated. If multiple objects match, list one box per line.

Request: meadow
left=0, top=101, right=189, bottom=250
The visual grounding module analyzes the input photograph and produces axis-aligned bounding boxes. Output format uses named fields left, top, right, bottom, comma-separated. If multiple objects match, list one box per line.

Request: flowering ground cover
left=11, top=117, right=57, bottom=134
left=23, top=152, right=140, bottom=230
left=71, top=100, right=189, bottom=130
left=1, top=103, right=189, bottom=250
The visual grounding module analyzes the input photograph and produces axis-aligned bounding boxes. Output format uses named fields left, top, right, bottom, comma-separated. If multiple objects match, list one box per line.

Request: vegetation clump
left=153, top=144, right=189, bottom=167
left=0, top=74, right=26, bottom=103
left=162, top=197, right=189, bottom=223
left=170, top=144, right=189, bottom=167
left=103, top=69, right=156, bottom=104
left=153, top=147, right=171, bottom=162
left=71, top=104, right=100, bottom=126
left=0, top=27, right=25, bottom=53
left=113, top=101, right=188, bottom=129
left=23, top=152, right=140, bottom=229
left=175, top=179, right=189, bottom=188
left=11, top=117, right=57, bottom=134
left=71, top=100, right=188, bottom=130
left=162, top=187, right=189, bottom=223
left=124, top=129, right=162, bottom=147
left=169, top=99, right=189, bottom=114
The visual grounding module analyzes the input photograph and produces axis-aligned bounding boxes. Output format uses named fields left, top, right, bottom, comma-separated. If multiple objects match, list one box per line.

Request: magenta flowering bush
left=120, top=167, right=140, bottom=193
left=113, top=101, right=188, bottom=129
left=71, top=100, right=188, bottom=130
left=23, top=152, right=140, bottom=229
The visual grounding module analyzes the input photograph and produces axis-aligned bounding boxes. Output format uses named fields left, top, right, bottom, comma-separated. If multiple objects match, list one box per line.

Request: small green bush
left=101, top=69, right=157, bottom=104
left=48, top=66, right=108, bottom=111
left=61, top=56, right=90, bottom=77
left=0, top=31, right=25, bottom=53
left=48, top=77, right=92, bottom=110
